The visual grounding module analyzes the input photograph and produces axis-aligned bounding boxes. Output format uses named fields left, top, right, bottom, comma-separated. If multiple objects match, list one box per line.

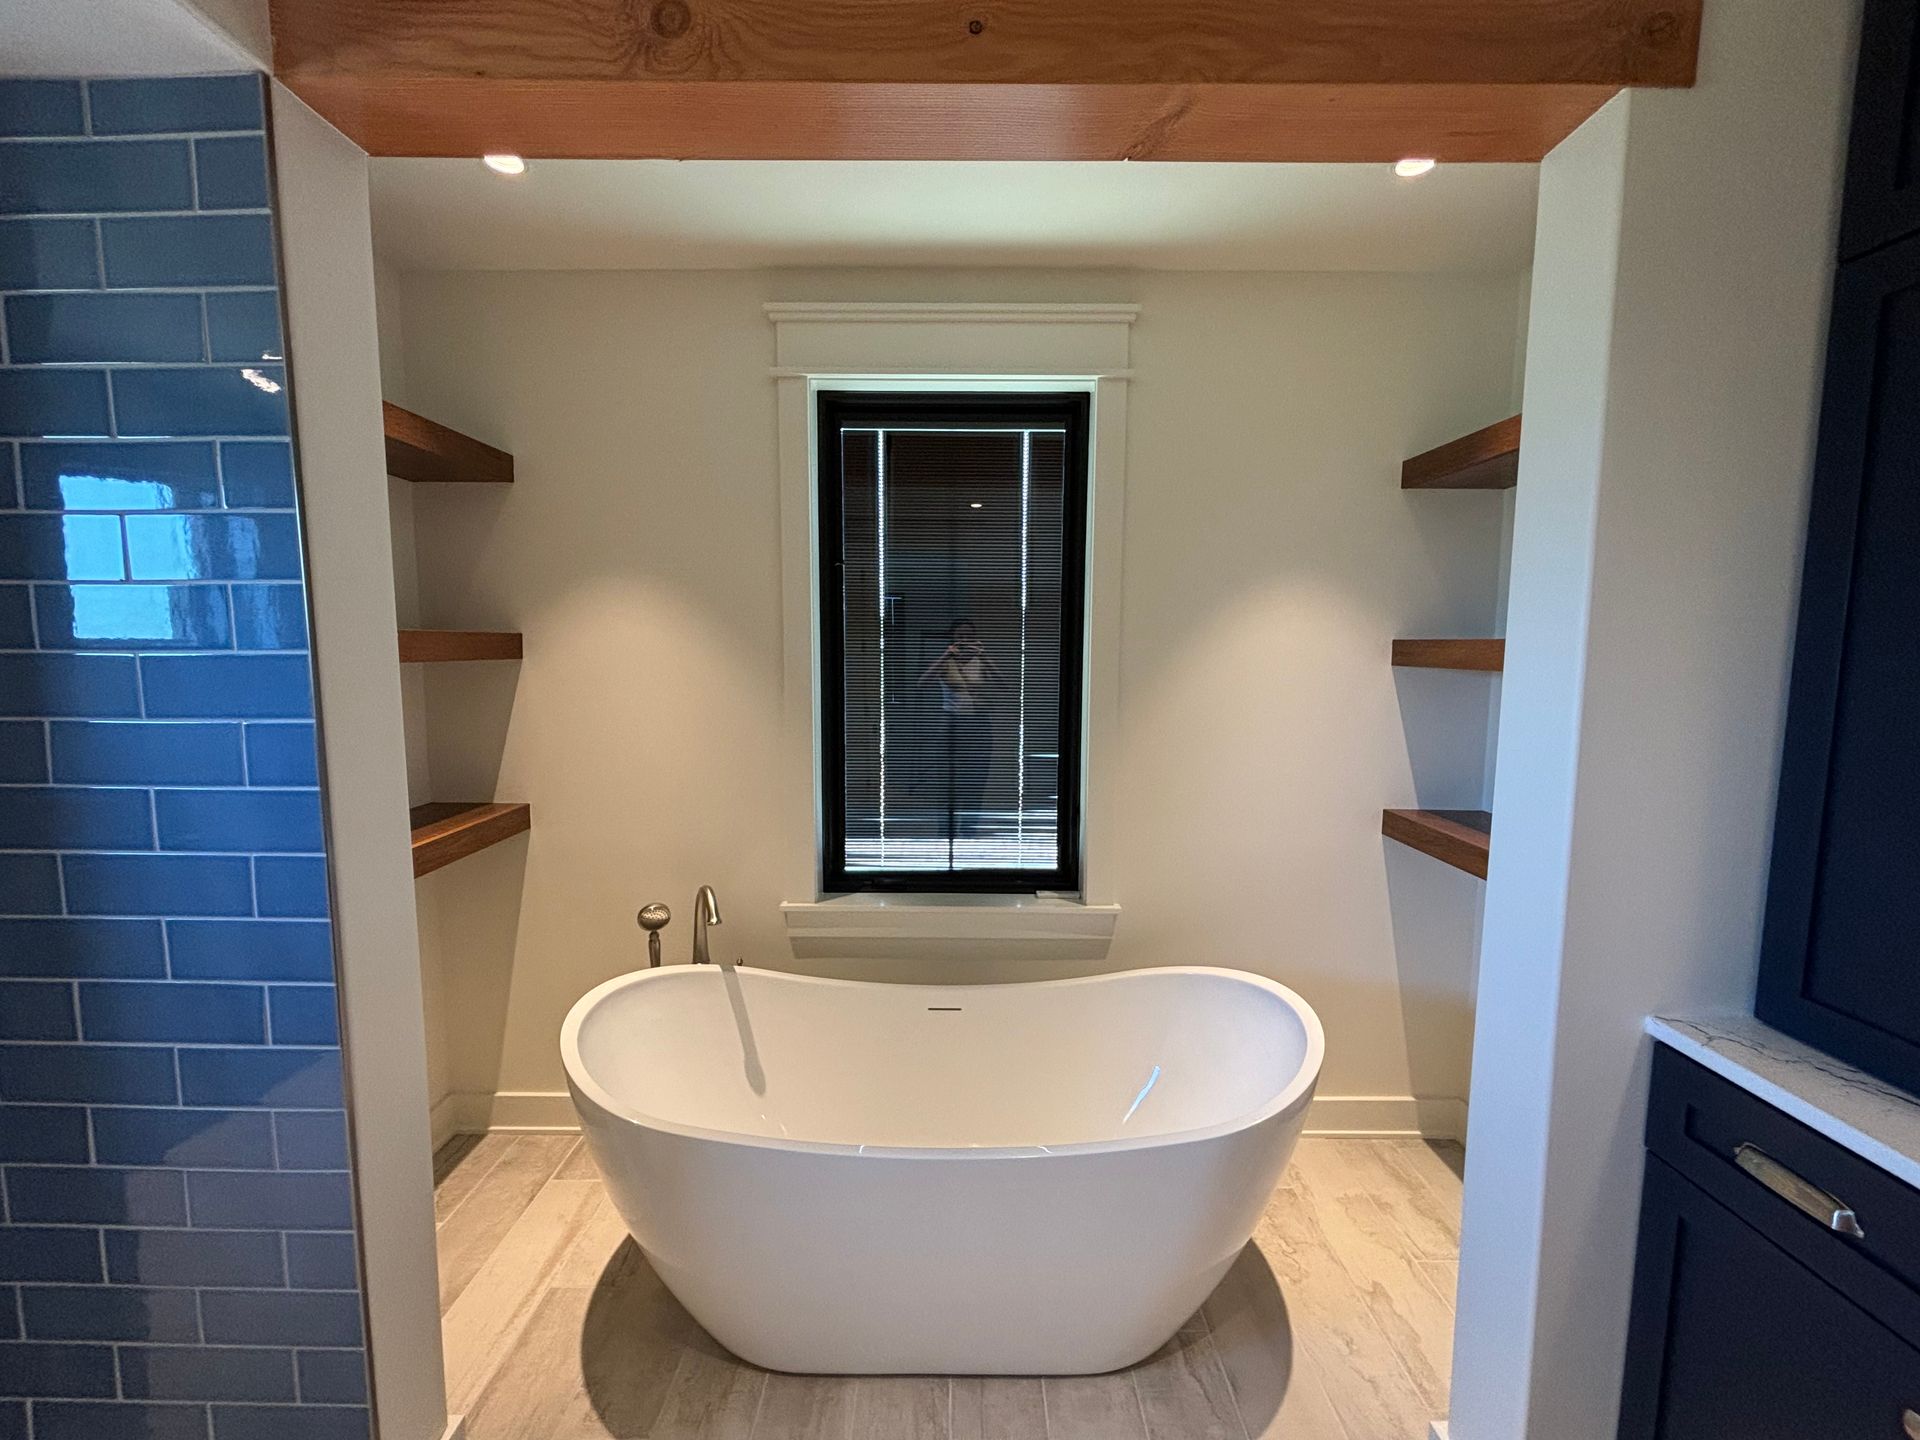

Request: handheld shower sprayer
left=637, top=902, right=670, bottom=968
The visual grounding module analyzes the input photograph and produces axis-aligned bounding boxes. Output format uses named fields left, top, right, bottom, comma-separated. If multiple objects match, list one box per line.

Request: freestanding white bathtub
left=560, top=964, right=1322, bottom=1375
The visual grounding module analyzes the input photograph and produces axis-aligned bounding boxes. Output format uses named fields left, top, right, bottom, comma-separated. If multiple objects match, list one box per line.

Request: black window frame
left=815, top=389, right=1092, bottom=895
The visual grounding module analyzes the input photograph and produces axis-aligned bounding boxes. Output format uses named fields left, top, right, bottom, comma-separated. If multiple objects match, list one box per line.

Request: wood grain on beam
left=271, top=0, right=1699, bottom=162
left=273, top=76, right=1620, bottom=163
left=1402, top=415, right=1523, bottom=490
left=272, top=1, right=1701, bottom=88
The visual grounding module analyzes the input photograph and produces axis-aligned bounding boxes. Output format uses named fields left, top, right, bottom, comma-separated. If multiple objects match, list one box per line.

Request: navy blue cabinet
left=1757, top=0, right=1920, bottom=1094
left=1756, top=229, right=1920, bottom=1091
left=1621, top=1158, right=1920, bottom=1438
left=1840, top=0, right=1920, bottom=259
left=1620, top=1050, right=1920, bottom=1438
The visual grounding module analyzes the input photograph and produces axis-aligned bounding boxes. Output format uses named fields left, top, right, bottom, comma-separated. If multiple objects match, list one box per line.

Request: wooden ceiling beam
left=269, top=0, right=1701, bottom=161
left=272, top=0, right=1701, bottom=88
left=273, top=77, right=1625, bottom=163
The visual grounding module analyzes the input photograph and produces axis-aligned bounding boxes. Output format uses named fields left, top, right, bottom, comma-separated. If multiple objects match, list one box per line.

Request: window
left=817, top=390, right=1091, bottom=893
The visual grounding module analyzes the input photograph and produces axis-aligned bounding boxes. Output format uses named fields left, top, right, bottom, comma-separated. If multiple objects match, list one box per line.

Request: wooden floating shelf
left=1402, top=415, right=1522, bottom=491
left=1382, top=808, right=1492, bottom=879
left=1392, top=638, right=1505, bottom=672
left=398, top=629, right=523, bottom=664
left=410, top=801, right=531, bottom=878
left=384, top=401, right=515, bottom=486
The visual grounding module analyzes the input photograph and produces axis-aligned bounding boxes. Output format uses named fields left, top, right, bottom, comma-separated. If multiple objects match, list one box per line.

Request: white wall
left=270, top=85, right=450, bottom=1440
left=373, top=261, right=462, bottom=1141
left=1, top=0, right=264, bottom=76
left=376, top=262, right=437, bottom=807
left=1449, top=0, right=1860, bottom=1433
left=381, top=264, right=1520, bottom=1134
left=176, top=0, right=267, bottom=62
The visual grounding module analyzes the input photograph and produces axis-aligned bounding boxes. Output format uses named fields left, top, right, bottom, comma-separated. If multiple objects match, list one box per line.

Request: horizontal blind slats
left=836, top=419, right=1071, bottom=877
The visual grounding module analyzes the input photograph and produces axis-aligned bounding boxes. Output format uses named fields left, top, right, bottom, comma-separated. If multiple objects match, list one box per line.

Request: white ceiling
left=369, top=159, right=1539, bottom=274
left=2, top=0, right=265, bottom=76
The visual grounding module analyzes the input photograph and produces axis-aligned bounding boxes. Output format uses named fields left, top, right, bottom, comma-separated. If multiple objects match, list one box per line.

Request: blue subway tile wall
left=85, top=79, right=264, bottom=139
left=0, top=75, right=370, bottom=1440
left=0, top=84, right=86, bottom=140
left=98, top=217, right=278, bottom=291
left=24, top=442, right=224, bottom=511
left=0, top=591, right=32, bottom=648
left=0, top=222, right=98, bottom=293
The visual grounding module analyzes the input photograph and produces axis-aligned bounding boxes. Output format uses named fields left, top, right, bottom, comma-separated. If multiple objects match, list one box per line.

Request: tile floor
left=433, top=1133, right=1463, bottom=1440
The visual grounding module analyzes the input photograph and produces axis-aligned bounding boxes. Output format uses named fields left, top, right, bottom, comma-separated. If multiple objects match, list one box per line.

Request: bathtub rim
left=560, top=964, right=1324, bottom=1162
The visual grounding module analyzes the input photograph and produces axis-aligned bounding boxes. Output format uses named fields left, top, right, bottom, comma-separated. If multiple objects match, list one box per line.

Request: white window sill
left=781, top=893, right=1120, bottom=959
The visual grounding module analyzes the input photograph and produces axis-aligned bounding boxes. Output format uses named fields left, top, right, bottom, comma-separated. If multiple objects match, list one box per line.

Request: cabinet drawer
left=1620, top=1155, right=1920, bottom=1440
left=1648, top=1045, right=1920, bottom=1340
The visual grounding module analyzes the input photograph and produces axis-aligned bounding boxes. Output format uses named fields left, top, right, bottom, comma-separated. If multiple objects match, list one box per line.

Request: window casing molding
left=770, top=303, right=1133, bottom=942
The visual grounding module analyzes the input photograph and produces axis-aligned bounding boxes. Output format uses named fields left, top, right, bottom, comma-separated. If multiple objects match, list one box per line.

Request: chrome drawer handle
left=1734, top=1143, right=1865, bottom=1239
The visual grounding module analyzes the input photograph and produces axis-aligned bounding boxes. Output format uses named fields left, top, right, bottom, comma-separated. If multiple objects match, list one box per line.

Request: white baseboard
left=1304, top=1095, right=1466, bottom=1141
left=428, top=1091, right=495, bottom=1151
left=436, top=1090, right=1467, bottom=1143
left=485, top=1089, right=583, bottom=1131
left=439, top=1416, right=466, bottom=1440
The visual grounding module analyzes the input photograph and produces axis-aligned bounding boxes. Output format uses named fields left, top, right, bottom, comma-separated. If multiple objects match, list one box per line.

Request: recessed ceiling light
left=1394, top=157, right=1437, bottom=179
left=970, top=502, right=984, bottom=509
left=483, top=154, right=527, bottom=176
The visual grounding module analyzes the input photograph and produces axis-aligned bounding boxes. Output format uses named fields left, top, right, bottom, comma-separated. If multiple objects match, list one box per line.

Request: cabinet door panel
left=1758, top=231, right=1920, bottom=1089
left=1841, top=0, right=1920, bottom=258
left=1620, top=1157, right=1920, bottom=1440
left=1647, top=1048, right=1920, bottom=1336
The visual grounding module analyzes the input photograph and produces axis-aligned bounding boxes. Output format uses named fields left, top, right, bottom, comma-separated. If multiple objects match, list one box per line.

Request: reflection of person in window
left=918, top=619, right=1001, bottom=836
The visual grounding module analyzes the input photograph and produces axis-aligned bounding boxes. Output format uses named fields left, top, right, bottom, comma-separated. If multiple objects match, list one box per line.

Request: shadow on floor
left=1427, top=1138, right=1466, bottom=1181
left=1200, top=1241, right=1301, bottom=1438
left=576, top=1236, right=1301, bottom=1438
left=578, top=1237, right=714, bottom=1434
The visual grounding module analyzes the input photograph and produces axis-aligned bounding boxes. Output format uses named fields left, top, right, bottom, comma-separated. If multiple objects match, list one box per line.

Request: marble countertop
left=1647, top=1013, right=1920, bottom=1190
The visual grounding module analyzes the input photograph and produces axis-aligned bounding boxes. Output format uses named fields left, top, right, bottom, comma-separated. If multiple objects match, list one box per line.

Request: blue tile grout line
left=0, top=136, right=269, bottom=146
left=0, top=73, right=370, bottom=1438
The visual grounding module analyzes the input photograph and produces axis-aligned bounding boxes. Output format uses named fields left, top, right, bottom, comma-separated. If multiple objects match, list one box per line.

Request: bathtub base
left=585, top=1111, right=1307, bottom=1377
left=644, top=1244, right=1238, bottom=1377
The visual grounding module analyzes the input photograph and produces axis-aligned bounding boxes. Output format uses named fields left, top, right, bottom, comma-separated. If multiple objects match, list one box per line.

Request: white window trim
left=770, top=303, right=1133, bottom=946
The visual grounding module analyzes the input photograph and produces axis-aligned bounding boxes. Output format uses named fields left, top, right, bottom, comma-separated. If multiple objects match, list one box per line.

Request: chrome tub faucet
left=692, top=885, right=723, bottom=965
